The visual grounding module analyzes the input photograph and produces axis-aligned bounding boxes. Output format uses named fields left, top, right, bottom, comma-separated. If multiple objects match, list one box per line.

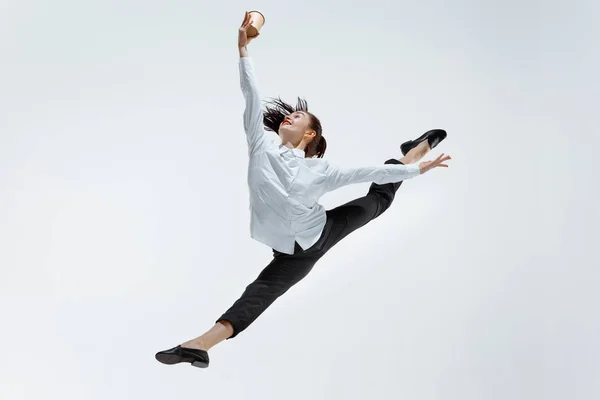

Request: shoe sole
left=192, top=361, right=209, bottom=368
left=155, top=353, right=182, bottom=365
left=156, top=352, right=209, bottom=368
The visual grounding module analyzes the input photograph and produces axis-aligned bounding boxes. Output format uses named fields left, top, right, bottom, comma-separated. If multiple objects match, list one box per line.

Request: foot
left=400, top=129, right=447, bottom=156
left=155, top=345, right=210, bottom=368
left=411, top=140, right=431, bottom=161
left=180, top=338, right=208, bottom=351
left=401, top=140, right=430, bottom=164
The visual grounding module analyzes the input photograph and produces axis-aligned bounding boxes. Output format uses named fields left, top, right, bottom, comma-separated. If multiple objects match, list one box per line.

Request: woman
left=155, top=11, right=451, bottom=369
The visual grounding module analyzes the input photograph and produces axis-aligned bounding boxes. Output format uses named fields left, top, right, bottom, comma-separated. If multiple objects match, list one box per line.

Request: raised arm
left=238, top=12, right=267, bottom=156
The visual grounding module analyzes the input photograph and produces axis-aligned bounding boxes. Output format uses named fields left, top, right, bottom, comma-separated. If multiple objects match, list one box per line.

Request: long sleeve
left=239, top=57, right=268, bottom=156
left=324, top=161, right=421, bottom=193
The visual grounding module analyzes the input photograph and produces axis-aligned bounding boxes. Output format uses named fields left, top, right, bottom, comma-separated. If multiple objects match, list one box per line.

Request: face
left=278, top=111, right=315, bottom=146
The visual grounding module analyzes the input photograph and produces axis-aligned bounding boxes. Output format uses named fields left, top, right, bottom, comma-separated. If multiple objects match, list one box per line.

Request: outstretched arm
left=324, top=153, right=451, bottom=193
left=238, top=12, right=266, bottom=156
left=324, top=162, right=421, bottom=193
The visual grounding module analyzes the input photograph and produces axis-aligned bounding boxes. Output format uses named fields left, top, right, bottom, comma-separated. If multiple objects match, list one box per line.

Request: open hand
left=239, top=11, right=260, bottom=48
left=419, top=153, right=451, bottom=174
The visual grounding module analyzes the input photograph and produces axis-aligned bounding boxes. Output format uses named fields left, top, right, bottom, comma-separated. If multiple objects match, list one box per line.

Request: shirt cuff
left=405, top=163, right=421, bottom=177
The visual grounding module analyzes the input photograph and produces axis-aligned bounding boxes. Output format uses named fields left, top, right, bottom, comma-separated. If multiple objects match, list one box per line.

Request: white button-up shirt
left=240, top=57, right=422, bottom=254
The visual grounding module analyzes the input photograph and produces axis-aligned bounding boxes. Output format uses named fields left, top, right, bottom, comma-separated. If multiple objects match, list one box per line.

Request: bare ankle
left=399, top=155, right=412, bottom=164
left=181, top=321, right=234, bottom=352
left=182, top=338, right=208, bottom=351
left=402, top=141, right=430, bottom=163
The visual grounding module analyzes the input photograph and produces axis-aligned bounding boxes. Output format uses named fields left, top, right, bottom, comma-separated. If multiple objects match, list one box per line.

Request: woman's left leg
left=316, top=140, right=431, bottom=252
left=315, top=162, right=402, bottom=252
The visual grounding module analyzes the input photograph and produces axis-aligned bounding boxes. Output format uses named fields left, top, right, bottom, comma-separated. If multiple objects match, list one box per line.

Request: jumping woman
left=155, top=11, right=451, bottom=369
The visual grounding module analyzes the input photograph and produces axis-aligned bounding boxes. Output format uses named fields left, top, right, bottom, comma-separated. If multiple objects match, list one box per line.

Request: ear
left=304, top=130, right=316, bottom=141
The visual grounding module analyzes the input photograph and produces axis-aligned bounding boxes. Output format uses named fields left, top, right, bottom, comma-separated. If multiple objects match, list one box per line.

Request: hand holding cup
left=238, top=11, right=265, bottom=47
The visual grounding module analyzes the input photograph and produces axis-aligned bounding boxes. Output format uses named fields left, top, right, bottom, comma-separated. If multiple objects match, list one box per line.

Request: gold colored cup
left=247, top=10, right=265, bottom=38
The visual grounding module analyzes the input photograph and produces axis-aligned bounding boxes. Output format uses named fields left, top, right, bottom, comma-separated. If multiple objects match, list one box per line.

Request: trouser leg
left=216, top=158, right=407, bottom=338
left=316, top=158, right=406, bottom=252
left=216, top=243, right=321, bottom=339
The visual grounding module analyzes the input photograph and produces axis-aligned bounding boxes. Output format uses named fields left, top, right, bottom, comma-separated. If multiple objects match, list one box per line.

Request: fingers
left=245, top=15, right=253, bottom=28
left=436, top=153, right=450, bottom=162
left=242, top=20, right=253, bottom=31
left=422, top=153, right=451, bottom=170
left=423, top=153, right=452, bottom=169
left=435, top=157, right=451, bottom=168
left=241, top=11, right=253, bottom=28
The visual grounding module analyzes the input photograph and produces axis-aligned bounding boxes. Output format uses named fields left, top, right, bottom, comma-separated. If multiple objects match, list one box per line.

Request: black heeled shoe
left=155, top=345, right=210, bottom=368
left=400, top=129, right=447, bottom=156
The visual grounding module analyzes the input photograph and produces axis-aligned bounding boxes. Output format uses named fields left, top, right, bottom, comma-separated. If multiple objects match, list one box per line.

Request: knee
left=370, top=190, right=395, bottom=216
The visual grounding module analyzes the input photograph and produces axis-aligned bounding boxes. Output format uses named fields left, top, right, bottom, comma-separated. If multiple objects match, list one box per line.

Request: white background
left=1, top=0, right=598, bottom=399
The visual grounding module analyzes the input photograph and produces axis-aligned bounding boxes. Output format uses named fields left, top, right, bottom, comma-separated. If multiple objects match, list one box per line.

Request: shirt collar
left=279, top=143, right=305, bottom=158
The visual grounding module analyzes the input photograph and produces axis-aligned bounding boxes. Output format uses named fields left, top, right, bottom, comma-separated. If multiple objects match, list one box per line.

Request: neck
left=284, top=139, right=308, bottom=152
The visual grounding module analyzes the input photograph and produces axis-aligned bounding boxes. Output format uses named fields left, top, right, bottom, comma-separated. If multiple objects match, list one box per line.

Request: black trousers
left=216, top=159, right=405, bottom=338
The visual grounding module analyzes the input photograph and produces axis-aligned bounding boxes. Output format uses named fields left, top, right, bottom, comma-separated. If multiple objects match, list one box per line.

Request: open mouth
left=282, top=121, right=292, bottom=126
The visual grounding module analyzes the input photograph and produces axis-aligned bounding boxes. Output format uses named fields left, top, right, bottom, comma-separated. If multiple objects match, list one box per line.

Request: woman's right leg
left=182, top=243, right=322, bottom=351
left=181, top=320, right=234, bottom=351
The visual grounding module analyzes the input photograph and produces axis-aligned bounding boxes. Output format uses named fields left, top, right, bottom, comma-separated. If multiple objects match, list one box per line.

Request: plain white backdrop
left=1, top=0, right=598, bottom=399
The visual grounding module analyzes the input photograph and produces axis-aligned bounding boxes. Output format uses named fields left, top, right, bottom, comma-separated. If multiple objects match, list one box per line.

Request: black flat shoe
left=155, top=345, right=210, bottom=368
left=400, top=129, right=447, bottom=156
